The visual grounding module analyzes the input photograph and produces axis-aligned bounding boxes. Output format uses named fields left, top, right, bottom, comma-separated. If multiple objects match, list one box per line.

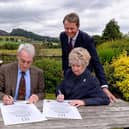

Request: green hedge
left=34, top=58, right=63, bottom=93
left=97, top=39, right=129, bottom=64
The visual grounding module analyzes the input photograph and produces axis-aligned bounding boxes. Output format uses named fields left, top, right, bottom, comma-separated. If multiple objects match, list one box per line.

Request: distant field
left=39, top=48, right=61, bottom=56
left=0, top=49, right=16, bottom=54
left=0, top=48, right=62, bottom=56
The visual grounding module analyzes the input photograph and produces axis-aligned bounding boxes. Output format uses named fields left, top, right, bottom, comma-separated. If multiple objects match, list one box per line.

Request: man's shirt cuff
left=101, top=85, right=108, bottom=88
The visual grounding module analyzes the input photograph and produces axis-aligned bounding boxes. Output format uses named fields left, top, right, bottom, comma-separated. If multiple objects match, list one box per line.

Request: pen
left=58, top=89, right=62, bottom=95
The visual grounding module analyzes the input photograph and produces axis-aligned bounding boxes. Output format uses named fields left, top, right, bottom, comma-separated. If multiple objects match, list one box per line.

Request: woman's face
left=71, top=63, right=85, bottom=76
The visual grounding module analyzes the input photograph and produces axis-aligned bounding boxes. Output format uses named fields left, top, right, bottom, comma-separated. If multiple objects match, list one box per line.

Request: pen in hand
left=58, top=89, right=62, bottom=95
left=57, top=89, right=64, bottom=102
left=3, top=95, right=14, bottom=105
left=8, top=95, right=14, bottom=104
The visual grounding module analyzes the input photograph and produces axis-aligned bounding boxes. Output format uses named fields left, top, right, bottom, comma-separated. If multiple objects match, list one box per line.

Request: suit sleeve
left=60, top=32, right=69, bottom=72
left=35, top=69, right=45, bottom=99
left=0, top=66, right=6, bottom=99
left=85, top=36, right=108, bottom=86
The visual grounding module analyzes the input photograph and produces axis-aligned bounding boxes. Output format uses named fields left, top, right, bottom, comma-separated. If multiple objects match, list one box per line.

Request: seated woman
left=56, top=47, right=110, bottom=107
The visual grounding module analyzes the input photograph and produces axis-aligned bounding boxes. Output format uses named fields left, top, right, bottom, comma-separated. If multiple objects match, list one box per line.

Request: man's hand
left=28, top=94, right=39, bottom=104
left=103, top=88, right=117, bottom=103
left=2, top=95, right=14, bottom=105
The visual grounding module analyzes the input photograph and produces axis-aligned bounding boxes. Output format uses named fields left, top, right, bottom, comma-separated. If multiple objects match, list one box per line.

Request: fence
left=0, top=54, right=61, bottom=64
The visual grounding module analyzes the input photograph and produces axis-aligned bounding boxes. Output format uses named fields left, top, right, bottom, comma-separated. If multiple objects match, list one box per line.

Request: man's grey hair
left=17, top=43, right=35, bottom=57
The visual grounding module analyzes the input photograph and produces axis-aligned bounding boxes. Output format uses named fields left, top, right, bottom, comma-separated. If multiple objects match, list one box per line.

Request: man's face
left=17, top=50, right=33, bottom=72
left=64, top=20, right=79, bottom=38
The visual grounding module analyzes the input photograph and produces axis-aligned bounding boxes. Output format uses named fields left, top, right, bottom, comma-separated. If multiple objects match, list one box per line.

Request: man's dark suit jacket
left=0, top=62, right=45, bottom=100
left=56, top=69, right=110, bottom=106
left=60, top=30, right=107, bottom=86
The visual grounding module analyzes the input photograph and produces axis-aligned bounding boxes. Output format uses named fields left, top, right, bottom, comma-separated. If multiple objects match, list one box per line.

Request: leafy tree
left=102, top=19, right=122, bottom=41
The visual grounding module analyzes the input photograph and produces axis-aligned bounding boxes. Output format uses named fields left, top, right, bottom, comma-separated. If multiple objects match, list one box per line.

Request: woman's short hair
left=17, top=43, right=35, bottom=57
left=63, top=12, right=80, bottom=27
left=69, top=47, right=91, bottom=67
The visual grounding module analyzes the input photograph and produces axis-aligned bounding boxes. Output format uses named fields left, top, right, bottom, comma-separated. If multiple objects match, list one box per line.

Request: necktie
left=69, top=38, right=73, bottom=50
left=18, top=72, right=26, bottom=100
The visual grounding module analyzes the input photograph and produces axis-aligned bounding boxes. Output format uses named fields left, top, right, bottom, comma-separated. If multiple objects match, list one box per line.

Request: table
left=0, top=99, right=129, bottom=129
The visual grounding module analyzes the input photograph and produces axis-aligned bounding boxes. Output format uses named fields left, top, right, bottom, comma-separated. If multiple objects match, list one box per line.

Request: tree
left=102, top=19, right=122, bottom=41
left=93, top=35, right=103, bottom=46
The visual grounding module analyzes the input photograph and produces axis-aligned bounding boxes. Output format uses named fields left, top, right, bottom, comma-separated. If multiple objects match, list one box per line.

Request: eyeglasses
left=19, top=58, right=33, bottom=65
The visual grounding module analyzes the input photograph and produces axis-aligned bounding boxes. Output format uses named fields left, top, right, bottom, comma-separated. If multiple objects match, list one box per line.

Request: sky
left=0, top=0, right=129, bottom=37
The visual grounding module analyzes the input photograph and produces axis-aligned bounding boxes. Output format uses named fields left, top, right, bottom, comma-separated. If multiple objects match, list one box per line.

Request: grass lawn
left=45, top=93, right=56, bottom=99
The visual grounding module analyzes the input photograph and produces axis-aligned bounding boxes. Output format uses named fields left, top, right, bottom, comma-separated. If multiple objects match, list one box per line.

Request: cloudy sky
left=0, top=0, right=129, bottom=37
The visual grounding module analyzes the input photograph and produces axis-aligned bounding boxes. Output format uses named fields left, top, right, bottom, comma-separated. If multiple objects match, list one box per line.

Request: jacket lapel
left=11, top=63, right=18, bottom=96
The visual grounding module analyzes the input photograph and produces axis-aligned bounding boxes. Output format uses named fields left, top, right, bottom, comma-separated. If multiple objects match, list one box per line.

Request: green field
left=39, top=48, right=61, bottom=56
left=0, top=48, right=61, bottom=56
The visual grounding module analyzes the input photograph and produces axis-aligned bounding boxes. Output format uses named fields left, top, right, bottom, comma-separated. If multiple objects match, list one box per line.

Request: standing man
left=0, top=43, right=45, bottom=105
left=60, top=12, right=116, bottom=103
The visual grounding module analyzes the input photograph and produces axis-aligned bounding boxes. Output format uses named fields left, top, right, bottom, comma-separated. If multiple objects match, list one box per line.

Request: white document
left=43, top=99, right=82, bottom=119
left=1, top=101, right=47, bottom=125
left=0, top=102, right=2, bottom=109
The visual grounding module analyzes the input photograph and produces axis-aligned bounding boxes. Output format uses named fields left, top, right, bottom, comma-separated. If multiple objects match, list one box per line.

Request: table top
left=0, top=99, right=129, bottom=129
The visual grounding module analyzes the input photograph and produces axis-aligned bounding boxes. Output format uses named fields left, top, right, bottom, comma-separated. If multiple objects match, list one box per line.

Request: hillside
left=0, top=30, right=9, bottom=36
left=0, top=28, right=59, bottom=42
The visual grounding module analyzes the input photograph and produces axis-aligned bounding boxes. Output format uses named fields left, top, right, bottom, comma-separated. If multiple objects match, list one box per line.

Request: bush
left=110, top=51, right=129, bottom=100
left=98, top=48, right=120, bottom=64
left=34, top=58, right=63, bottom=93
left=0, top=42, right=19, bottom=50
left=97, top=39, right=129, bottom=64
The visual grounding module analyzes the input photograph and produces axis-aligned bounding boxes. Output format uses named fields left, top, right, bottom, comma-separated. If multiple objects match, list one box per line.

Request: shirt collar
left=18, top=65, right=30, bottom=75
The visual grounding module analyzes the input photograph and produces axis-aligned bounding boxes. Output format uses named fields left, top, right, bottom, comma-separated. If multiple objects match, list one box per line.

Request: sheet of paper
left=1, top=101, right=47, bottom=125
left=43, top=99, right=82, bottom=119
left=0, top=102, right=2, bottom=109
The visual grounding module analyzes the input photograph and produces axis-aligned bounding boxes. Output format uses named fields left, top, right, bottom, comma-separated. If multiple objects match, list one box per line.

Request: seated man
left=0, top=43, right=45, bottom=105
left=56, top=47, right=110, bottom=107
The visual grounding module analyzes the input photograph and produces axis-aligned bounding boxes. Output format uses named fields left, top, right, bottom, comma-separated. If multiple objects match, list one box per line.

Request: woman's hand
left=56, top=94, right=64, bottom=102
left=69, top=100, right=85, bottom=107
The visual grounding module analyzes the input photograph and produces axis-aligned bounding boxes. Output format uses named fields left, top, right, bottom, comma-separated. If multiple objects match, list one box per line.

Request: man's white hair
left=17, top=43, right=35, bottom=57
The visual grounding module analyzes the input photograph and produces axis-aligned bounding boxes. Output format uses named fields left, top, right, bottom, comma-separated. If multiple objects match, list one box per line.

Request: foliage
left=102, top=19, right=122, bottom=41
left=98, top=48, right=120, bottom=64
left=110, top=51, right=129, bottom=100
left=33, top=58, right=63, bottom=93
left=46, top=93, right=56, bottom=99
left=97, top=39, right=129, bottom=64
left=93, top=35, right=103, bottom=46
left=0, top=42, right=19, bottom=50
left=103, top=62, right=115, bottom=85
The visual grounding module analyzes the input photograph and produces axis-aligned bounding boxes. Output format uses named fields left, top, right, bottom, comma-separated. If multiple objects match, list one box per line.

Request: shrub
left=0, top=42, right=19, bottom=50
left=34, top=58, right=63, bottom=93
left=98, top=48, right=120, bottom=64
left=97, top=39, right=129, bottom=64
left=111, top=51, right=129, bottom=100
